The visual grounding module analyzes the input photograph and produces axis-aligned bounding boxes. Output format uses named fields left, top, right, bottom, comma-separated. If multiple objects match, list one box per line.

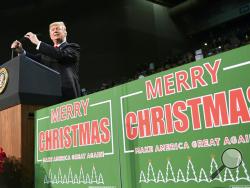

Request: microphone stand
left=11, top=48, right=15, bottom=59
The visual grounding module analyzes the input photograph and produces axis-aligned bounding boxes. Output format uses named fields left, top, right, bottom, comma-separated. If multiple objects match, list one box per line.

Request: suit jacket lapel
left=59, top=42, right=68, bottom=49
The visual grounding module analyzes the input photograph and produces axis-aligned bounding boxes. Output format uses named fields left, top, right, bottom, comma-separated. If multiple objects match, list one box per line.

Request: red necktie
left=54, top=45, right=59, bottom=48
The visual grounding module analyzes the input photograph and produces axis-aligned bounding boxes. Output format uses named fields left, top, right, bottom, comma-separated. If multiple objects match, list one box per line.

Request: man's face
left=49, top=24, right=67, bottom=43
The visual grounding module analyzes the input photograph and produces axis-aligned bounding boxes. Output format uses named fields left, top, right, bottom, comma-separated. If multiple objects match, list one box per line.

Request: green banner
left=35, top=45, right=250, bottom=188
left=35, top=91, right=121, bottom=188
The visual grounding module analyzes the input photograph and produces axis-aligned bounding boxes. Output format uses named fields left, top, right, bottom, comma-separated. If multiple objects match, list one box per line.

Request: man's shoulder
left=61, top=42, right=80, bottom=52
left=64, top=42, right=80, bottom=48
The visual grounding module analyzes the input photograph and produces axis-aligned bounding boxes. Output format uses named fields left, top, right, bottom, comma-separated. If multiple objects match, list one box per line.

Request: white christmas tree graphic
left=236, top=158, right=250, bottom=182
left=53, top=174, right=58, bottom=184
left=85, top=173, right=90, bottom=184
left=48, top=169, right=52, bottom=184
left=58, top=168, right=63, bottom=183
left=44, top=174, right=49, bottom=184
left=139, top=171, right=147, bottom=183
left=68, top=167, right=74, bottom=183
left=147, top=161, right=156, bottom=182
left=74, top=174, right=79, bottom=184
left=138, top=155, right=250, bottom=184
left=156, top=170, right=165, bottom=183
left=166, top=160, right=176, bottom=182
left=223, top=168, right=235, bottom=182
left=198, top=168, right=209, bottom=182
left=79, top=166, right=85, bottom=184
left=209, top=156, right=223, bottom=182
left=43, top=165, right=105, bottom=185
left=91, top=165, right=98, bottom=183
left=186, top=157, right=198, bottom=182
left=98, top=173, right=104, bottom=184
left=63, top=174, right=68, bottom=184
left=176, top=169, right=185, bottom=182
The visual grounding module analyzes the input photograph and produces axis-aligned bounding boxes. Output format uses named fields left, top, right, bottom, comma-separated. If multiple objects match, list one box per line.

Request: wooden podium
left=0, top=55, right=61, bottom=176
left=0, top=104, right=43, bottom=174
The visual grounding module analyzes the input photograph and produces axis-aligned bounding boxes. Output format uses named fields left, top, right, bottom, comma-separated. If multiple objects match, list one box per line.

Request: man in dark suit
left=11, top=21, right=81, bottom=102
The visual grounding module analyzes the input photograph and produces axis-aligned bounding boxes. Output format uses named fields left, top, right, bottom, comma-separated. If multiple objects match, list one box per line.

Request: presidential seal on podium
left=0, top=68, right=8, bottom=94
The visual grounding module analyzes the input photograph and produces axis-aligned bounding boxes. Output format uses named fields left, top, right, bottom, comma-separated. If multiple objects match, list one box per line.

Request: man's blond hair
left=49, top=21, right=66, bottom=31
